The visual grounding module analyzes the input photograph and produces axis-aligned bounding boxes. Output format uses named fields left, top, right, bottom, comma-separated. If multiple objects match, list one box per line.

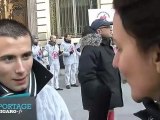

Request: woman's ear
left=153, top=45, right=160, bottom=73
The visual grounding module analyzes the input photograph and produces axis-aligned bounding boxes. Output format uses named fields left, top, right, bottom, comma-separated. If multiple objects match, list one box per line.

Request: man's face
left=33, top=39, right=38, bottom=46
left=66, top=35, right=72, bottom=41
left=0, top=35, right=33, bottom=92
left=97, top=26, right=112, bottom=38
left=50, top=36, right=56, bottom=45
left=51, top=38, right=56, bottom=43
left=50, top=35, right=56, bottom=41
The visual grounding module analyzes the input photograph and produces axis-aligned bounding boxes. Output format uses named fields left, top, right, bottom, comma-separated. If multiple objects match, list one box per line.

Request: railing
left=50, top=0, right=96, bottom=38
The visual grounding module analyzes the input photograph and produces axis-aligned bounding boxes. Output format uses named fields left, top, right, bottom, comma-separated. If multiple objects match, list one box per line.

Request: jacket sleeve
left=78, top=46, right=98, bottom=84
left=76, top=50, right=81, bottom=56
left=63, top=51, right=70, bottom=57
left=60, top=43, right=70, bottom=57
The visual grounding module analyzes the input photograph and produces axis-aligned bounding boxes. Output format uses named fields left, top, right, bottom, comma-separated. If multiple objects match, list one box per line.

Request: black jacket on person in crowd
left=134, top=98, right=160, bottom=120
left=78, top=33, right=123, bottom=111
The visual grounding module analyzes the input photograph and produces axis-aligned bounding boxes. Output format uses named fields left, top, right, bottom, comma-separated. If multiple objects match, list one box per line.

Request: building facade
left=49, top=0, right=97, bottom=38
left=98, top=0, right=113, bottom=9
left=0, top=0, right=113, bottom=42
left=0, top=0, right=37, bottom=37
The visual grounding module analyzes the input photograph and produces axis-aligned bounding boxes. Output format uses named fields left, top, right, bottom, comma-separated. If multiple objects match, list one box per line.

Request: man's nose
left=15, top=59, right=25, bottom=73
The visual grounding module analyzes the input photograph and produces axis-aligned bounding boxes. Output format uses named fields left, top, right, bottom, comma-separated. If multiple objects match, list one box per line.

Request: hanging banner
left=88, top=9, right=115, bottom=25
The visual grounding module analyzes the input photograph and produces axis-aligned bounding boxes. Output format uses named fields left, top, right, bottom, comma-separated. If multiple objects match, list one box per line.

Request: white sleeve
left=60, top=42, right=64, bottom=52
left=36, top=85, right=72, bottom=120
left=60, top=43, right=70, bottom=57
left=45, top=44, right=49, bottom=52
left=32, top=46, right=37, bottom=57
left=76, top=51, right=81, bottom=56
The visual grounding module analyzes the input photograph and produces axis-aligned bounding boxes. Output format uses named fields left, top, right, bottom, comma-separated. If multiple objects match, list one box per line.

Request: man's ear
left=96, top=29, right=101, bottom=34
left=153, top=44, right=160, bottom=73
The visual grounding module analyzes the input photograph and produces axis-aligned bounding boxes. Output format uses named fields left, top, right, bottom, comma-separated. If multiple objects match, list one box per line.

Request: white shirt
left=74, top=44, right=81, bottom=64
left=36, top=85, right=72, bottom=120
left=32, top=45, right=42, bottom=62
left=60, top=42, right=76, bottom=65
left=46, top=44, right=60, bottom=65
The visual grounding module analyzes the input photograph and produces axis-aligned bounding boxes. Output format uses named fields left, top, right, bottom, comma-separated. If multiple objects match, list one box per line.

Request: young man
left=60, top=34, right=78, bottom=89
left=0, top=19, right=72, bottom=120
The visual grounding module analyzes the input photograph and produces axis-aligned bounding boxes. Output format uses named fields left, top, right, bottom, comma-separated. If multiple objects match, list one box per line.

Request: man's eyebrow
left=0, top=51, right=32, bottom=59
left=0, top=54, right=15, bottom=60
left=22, top=51, right=32, bottom=55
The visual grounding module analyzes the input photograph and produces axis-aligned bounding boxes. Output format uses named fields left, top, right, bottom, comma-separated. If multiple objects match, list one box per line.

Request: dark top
left=78, top=37, right=123, bottom=110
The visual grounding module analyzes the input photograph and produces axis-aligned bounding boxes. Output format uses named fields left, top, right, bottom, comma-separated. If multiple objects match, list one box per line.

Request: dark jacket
left=78, top=33, right=123, bottom=110
left=134, top=98, right=160, bottom=120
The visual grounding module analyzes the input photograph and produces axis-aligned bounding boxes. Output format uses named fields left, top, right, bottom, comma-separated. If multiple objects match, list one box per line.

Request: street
left=57, top=70, right=144, bottom=120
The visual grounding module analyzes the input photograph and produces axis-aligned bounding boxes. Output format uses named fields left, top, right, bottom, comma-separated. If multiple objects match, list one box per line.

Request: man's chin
left=13, top=85, right=28, bottom=92
left=132, top=95, right=144, bottom=103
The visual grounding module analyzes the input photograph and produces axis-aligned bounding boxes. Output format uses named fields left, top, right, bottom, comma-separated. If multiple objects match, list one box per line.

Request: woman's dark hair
left=113, top=0, right=160, bottom=52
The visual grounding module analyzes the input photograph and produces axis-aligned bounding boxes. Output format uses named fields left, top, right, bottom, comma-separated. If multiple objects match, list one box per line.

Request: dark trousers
left=89, top=108, right=108, bottom=120
left=88, top=86, right=110, bottom=120
left=89, top=86, right=111, bottom=120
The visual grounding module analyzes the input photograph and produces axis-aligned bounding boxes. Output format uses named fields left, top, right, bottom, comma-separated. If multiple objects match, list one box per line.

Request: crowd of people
left=32, top=34, right=80, bottom=91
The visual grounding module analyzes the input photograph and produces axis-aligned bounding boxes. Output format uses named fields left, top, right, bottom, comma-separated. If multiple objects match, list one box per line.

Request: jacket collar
left=101, top=37, right=112, bottom=46
left=32, top=59, right=53, bottom=94
left=134, top=98, right=160, bottom=119
left=80, top=33, right=102, bottom=50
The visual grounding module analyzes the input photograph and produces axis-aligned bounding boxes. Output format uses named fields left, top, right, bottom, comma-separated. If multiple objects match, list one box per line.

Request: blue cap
left=91, top=19, right=113, bottom=30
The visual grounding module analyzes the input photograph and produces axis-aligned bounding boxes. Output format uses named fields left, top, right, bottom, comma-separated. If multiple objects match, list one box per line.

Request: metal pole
left=56, top=0, right=61, bottom=37
left=72, top=0, right=77, bottom=36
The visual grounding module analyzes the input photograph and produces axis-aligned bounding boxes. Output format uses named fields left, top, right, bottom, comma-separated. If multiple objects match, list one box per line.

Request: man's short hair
left=64, top=33, right=71, bottom=38
left=0, top=19, right=32, bottom=41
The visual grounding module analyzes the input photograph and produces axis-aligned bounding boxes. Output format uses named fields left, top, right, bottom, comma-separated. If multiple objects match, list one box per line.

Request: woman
left=112, top=0, right=160, bottom=119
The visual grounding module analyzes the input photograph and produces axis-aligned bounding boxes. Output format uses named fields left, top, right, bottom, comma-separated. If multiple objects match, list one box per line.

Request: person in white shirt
left=73, top=43, right=81, bottom=76
left=41, top=46, right=50, bottom=70
left=32, top=38, right=43, bottom=64
left=60, top=34, right=78, bottom=89
left=46, top=35, right=63, bottom=90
